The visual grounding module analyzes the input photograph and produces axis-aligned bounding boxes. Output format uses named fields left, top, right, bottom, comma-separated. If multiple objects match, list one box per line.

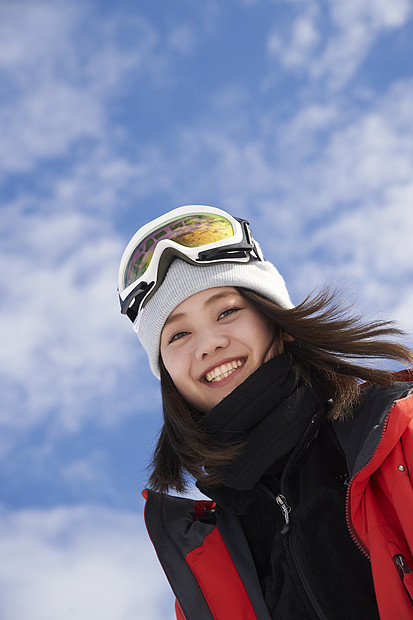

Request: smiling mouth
left=205, top=360, right=245, bottom=383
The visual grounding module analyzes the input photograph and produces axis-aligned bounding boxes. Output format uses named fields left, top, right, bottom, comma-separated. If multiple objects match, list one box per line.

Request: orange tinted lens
left=124, top=213, right=234, bottom=288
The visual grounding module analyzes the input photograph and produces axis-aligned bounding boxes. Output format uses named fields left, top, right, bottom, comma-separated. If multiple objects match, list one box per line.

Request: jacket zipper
left=275, top=412, right=329, bottom=619
left=344, top=402, right=395, bottom=559
left=345, top=387, right=413, bottom=558
left=272, top=412, right=321, bottom=535
left=275, top=494, right=291, bottom=534
left=288, top=527, right=329, bottom=620
left=273, top=490, right=328, bottom=619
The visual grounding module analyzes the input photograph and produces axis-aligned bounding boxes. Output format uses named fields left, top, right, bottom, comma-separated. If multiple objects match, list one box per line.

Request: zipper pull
left=276, top=494, right=291, bottom=534
left=393, top=554, right=413, bottom=604
left=394, top=554, right=413, bottom=577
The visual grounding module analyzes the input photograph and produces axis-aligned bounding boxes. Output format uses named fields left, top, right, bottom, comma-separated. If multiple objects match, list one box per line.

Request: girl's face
left=160, top=287, right=282, bottom=412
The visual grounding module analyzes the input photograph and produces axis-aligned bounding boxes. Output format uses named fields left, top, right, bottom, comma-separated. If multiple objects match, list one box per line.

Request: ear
left=282, top=333, right=295, bottom=342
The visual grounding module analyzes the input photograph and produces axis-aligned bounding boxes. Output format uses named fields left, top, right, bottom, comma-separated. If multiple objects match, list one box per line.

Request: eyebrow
left=163, top=291, right=237, bottom=328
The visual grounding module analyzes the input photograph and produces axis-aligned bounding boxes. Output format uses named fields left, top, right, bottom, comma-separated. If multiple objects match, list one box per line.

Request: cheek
left=161, top=348, right=188, bottom=390
left=161, top=352, right=177, bottom=378
left=160, top=338, right=177, bottom=370
left=251, top=315, right=272, bottom=342
left=251, top=316, right=281, bottom=359
left=160, top=347, right=174, bottom=380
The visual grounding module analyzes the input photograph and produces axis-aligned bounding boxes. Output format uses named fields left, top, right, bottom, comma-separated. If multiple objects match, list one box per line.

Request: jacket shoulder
left=334, top=378, right=413, bottom=476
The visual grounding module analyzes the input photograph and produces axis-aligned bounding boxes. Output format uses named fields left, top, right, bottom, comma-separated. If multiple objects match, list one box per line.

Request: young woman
left=118, top=205, right=413, bottom=620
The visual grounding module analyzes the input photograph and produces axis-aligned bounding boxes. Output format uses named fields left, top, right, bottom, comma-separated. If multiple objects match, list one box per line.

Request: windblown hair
left=148, top=287, right=413, bottom=492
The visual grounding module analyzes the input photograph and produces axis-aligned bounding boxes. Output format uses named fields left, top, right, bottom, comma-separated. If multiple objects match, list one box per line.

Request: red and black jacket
left=143, top=374, right=413, bottom=619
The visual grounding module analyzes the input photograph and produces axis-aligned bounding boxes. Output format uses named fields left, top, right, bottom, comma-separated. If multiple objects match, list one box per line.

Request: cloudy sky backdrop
left=1, top=0, right=413, bottom=618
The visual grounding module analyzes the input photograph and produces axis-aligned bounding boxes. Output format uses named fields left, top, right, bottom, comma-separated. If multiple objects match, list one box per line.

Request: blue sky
left=1, top=0, right=413, bottom=617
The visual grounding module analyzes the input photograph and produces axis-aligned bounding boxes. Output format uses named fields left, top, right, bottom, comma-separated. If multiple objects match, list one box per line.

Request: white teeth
left=205, top=360, right=244, bottom=383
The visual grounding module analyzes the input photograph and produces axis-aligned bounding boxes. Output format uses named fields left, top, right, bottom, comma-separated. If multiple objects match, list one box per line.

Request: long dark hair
left=148, top=287, right=413, bottom=492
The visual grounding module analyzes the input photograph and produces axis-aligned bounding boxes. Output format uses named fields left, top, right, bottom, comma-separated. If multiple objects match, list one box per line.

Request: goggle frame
left=118, top=205, right=263, bottom=322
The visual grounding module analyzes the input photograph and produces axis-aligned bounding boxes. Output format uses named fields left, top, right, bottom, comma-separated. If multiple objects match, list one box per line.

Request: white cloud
left=292, top=80, right=413, bottom=211
left=0, top=85, right=104, bottom=171
left=393, top=290, right=413, bottom=337
left=275, top=103, right=339, bottom=157
left=267, top=0, right=413, bottom=89
left=268, top=12, right=319, bottom=67
left=0, top=0, right=161, bottom=172
left=211, top=85, right=250, bottom=111
left=331, top=0, right=412, bottom=31
left=61, top=452, right=108, bottom=486
left=167, top=24, right=197, bottom=54
left=0, top=201, right=157, bottom=434
left=0, top=1, right=98, bottom=171
left=321, top=0, right=412, bottom=88
left=293, top=184, right=413, bottom=300
left=52, top=148, right=153, bottom=215
left=0, top=504, right=175, bottom=620
left=0, top=1, right=79, bottom=72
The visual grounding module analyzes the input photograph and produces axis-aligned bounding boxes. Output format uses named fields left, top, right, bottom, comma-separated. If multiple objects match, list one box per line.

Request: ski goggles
left=118, top=205, right=263, bottom=321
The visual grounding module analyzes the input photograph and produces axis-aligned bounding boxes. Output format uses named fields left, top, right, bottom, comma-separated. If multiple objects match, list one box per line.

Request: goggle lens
left=124, top=212, right=234, bottom=288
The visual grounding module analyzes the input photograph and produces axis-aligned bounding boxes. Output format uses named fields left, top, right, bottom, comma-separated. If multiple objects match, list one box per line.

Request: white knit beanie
left=134, top=258, right=294, bottom=378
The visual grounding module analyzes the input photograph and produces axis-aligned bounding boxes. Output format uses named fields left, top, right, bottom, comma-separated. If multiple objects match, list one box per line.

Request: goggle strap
left=126, top=304, right=138, bottom=322
left=197, top=247, right=252, bottom=261
left=123, top=281, right=155, bottom=321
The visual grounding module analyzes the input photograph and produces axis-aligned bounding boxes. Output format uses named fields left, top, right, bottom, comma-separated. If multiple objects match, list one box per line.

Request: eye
left=168, top=330, right=190, bottom=344
left=218, top=307, right=242, bottom=320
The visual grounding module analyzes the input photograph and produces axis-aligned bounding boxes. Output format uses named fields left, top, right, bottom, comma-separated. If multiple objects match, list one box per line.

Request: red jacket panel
left=186, top=527, right=259, bottom=619
left=348, top=390, right=413, bottom=618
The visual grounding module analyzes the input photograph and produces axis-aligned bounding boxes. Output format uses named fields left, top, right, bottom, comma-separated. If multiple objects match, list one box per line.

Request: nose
left=194, top=329, right=230, bottom=361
